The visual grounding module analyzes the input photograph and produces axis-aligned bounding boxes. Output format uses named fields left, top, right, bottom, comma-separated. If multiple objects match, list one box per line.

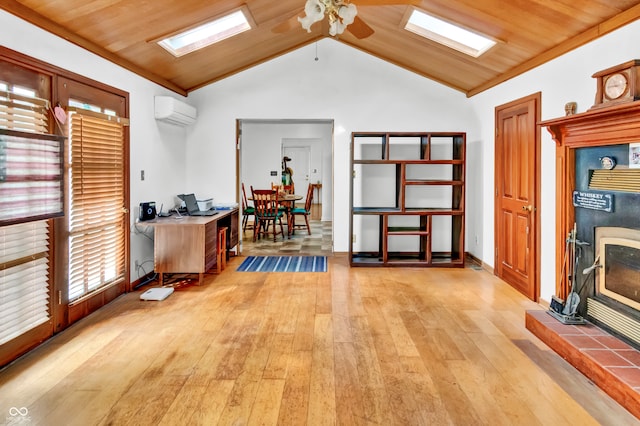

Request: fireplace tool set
left=548, top=223, right=588, bottom=325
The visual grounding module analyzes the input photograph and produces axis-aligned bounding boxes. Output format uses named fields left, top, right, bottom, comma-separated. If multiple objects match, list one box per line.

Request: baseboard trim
left=131, top=271, right=156, bottom=290
left=465, top=252, right=494, bottom=274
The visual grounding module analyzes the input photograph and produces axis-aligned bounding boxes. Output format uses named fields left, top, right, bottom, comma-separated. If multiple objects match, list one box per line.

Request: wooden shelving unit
left=349, top=132, right=465, bottom=267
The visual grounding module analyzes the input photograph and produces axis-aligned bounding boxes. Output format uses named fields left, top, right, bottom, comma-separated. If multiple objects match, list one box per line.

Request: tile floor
left=240, top=216, right=332, bottom=256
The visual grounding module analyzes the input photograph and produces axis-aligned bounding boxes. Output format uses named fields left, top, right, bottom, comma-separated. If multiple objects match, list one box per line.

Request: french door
left=0, top=61, right=57, bottom=366
left=56, top=77, right=129, bottom=327
left=0, top=48, right=129, bottom=366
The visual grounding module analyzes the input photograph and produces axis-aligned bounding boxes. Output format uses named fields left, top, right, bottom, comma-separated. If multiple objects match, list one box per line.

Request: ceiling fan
left=272, top=0, right=420, bottom=39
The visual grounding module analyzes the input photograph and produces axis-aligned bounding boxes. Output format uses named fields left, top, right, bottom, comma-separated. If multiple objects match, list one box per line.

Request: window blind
left=68, top=112, right=126, bottom=302
left=0, top=90, right=49, bottom=134
left=0, top=220, right=50, bottom=345
left=0, top=90, right=64, bottom=226
left=0, top=129, right=64, bottom=225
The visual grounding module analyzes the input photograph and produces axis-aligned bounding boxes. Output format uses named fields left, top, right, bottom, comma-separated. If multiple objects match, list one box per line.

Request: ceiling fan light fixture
left=339, top=3, right=357, bottom=26
left=299, top=0, right=326, bottom=32
left=329, top=20, right=345, bottom=36
left=299, top=0, right=358, bottom=36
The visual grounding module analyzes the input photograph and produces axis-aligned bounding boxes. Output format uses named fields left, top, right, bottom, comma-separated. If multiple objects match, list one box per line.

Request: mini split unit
left=154, top=96, right=197, bottom=126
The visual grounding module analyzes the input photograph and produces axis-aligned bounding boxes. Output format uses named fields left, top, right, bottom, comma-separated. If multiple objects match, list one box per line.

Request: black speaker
left=139, top=201, right=156, bottom=221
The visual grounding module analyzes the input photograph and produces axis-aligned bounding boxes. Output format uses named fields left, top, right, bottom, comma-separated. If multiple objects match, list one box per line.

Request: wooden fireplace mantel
left=539, top=101, right=640, bottom=298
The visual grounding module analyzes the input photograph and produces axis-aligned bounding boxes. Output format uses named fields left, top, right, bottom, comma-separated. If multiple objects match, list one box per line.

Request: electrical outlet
left=352, top=234, right=356, bottom=243
left=135, top=260, right=139, bottom=270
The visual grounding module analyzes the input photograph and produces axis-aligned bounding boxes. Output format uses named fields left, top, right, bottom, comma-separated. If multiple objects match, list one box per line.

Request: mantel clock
left=590, top=60, right=640, bottom=109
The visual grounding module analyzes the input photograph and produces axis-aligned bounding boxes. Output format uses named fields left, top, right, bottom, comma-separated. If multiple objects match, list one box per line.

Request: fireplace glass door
left=596, top=227, right=640, bottom=312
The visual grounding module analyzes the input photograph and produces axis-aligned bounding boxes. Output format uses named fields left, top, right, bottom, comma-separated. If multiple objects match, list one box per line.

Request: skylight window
left=404, top=9, right=496, bottom=58
left=157, top=9, right=252, bottom=57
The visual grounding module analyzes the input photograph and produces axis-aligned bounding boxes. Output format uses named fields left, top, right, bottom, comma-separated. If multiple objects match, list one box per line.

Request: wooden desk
left=146, top=208, right=238, bottom=285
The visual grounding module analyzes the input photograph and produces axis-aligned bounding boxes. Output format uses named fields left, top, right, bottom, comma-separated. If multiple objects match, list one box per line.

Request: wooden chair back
left=251, top=188, right=285, bottom=241
left=272, top=183, right=294, bottom=195
left=303, top=184, right=314, bottom=211
left=242, top=183, right=251, bottom=210
left=282, top=184, right=294, bottom=194
left=289, top=184, right=314, bottom=235
left=251, top=189, right=280, bottom=218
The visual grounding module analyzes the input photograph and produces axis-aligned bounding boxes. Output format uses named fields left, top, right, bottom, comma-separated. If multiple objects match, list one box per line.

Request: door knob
left=522, top=205, right=534, bottom=212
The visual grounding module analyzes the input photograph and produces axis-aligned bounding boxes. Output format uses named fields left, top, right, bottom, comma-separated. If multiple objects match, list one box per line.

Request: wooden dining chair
left=251, top=188, right=285, bottom=242
left=241, top=183, right=254, bottom=233
left=279, top=183, right=295, bottom=215
left=272, top=183, right=294, bottom=195
left=290, top=184, right=314, bottom=235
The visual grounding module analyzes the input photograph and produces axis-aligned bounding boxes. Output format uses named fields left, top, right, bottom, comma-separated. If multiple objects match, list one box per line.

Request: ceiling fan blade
left=354, top=0, right=421, bottom=5
left=348, top=15, right=375, bottom=39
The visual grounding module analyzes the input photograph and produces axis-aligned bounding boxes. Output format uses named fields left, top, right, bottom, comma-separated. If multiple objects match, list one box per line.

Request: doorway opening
left=237, top=119, right=334, bottom=256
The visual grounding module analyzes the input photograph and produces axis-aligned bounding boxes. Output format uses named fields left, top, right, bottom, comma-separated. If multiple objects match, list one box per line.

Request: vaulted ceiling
left=4, top=0, right=640, bottom=97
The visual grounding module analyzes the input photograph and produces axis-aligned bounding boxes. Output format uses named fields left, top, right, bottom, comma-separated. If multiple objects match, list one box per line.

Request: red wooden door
left=495, top=93, right=540, bottom=300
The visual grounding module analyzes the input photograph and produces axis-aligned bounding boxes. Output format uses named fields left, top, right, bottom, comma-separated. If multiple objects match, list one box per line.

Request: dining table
left=277, top=193, right=303, bottom=204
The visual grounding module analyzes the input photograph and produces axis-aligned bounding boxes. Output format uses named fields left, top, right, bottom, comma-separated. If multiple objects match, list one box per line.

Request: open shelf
left=349, top=132, right=465, bottom=267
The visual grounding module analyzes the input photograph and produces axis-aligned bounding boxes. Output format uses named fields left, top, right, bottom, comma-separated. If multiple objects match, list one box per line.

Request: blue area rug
left=237, top=256, right=327, bottom=272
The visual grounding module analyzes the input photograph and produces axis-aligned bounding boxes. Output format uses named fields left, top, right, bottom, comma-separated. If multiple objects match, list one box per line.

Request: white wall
left=469, top=19, right=640, bottom=303
left=188, top=39, right=479, bottom=253
left=0, top=11, right=190, bottom=282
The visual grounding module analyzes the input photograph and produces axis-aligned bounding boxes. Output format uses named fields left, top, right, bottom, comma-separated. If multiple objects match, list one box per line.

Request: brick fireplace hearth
left=526, top=310, right=640, bottom=418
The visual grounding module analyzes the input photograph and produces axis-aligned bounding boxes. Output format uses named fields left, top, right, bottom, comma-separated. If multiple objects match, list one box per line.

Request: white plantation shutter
left=68, top=111, right=126, bottom=302
left=0, top=220, right=50, bottom=345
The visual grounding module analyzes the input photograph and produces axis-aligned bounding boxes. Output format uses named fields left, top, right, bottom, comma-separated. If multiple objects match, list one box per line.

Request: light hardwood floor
left=0, top=257, right=637, bottom=425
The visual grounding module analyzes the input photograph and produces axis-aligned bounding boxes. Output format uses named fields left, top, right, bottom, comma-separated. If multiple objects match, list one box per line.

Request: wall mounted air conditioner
left=154, top=96, right=197, bottom=126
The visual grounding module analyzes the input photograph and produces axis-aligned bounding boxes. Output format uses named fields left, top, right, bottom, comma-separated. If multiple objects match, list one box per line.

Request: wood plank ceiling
left=3, top=0, right=640, bottom=97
